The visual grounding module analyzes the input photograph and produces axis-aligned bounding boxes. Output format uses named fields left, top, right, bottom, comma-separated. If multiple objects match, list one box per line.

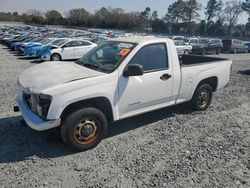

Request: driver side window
left=63, top=41, right=78, bottom=48
left=129, top=43, right=168, bottom=72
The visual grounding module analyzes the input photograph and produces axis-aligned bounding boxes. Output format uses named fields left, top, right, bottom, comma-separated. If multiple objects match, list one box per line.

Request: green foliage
left=66, top=8, right=90, bottom=26
left=0, top=2, right=250, bottom=37
left=141, top=7, right=151, bottom=20
left=165, top=0, right=186, bottom=23
left=224, top=1, right=243, bottom=37
left=205, top=0, right=223, bottom=22
left=45, top=10, right=63, bottom=25
left=242, top=0, right=250, bottom=12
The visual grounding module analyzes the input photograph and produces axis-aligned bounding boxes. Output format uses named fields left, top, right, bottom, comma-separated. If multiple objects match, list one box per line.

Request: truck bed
left=180, top=55, right=228, bottom=65
left=176, top=55, right=232, bottom=104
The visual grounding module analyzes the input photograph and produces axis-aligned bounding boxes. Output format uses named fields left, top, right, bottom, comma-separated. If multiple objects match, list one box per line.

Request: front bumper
left=17, top=95, right=61, bottom=131
left=40, top=54, right=50, bottom=61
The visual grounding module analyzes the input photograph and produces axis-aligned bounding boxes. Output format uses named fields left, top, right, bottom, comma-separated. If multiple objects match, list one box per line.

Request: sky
left=0, top=0, right=248, bottom=23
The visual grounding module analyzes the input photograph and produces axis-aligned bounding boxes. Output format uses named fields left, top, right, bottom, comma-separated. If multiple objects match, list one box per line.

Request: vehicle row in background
left=172, top=36, right=249, bottom=56
left=1, top=25, right=250, bottom=61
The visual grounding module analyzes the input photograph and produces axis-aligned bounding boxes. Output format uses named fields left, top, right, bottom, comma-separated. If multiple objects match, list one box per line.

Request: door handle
left=160, top=73, right=172, bottom=81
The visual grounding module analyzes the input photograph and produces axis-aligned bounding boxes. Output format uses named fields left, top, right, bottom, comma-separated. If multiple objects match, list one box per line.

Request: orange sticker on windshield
left=119, top=48, right=131, bottom=56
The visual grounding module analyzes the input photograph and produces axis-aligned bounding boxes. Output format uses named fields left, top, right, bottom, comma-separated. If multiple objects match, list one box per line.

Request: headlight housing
left=37, top=94, right=52, bottom=119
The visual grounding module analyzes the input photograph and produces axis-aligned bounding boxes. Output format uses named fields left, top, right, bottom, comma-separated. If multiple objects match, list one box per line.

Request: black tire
left=232, top=48, right=237, bottom=54
left=216, top=48, right=221, bottom=55
left=190, top=84, right=213, bottom=111
left=202, top=49, right=206, bottom=55
left=184, top=50, right=189, bottom=55
left=60, top=108, right=107, bottom=151
left=50, top=53, right=61, bottom=61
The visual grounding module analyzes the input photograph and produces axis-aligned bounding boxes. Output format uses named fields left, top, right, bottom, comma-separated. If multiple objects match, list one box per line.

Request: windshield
left=78, top=41, right=136, bottom=73
left=199, top=39, right=210, bottom=44
left=30, top=37, right=42, bottom=42
left=51, top=39, right=68, bottom=46
left=41, top=38, right=52, bottom=44
left=23, top=37, right=33, bottom=42
left=174, top=40, right=185, bottom=46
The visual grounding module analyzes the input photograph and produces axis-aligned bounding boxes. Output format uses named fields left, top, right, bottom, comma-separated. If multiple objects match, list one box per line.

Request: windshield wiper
left=82, top=63, right=100, bottom=69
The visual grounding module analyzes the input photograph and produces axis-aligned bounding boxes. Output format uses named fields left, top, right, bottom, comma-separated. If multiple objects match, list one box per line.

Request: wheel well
left=196, top=76, right=218, bottom=92
left=60, top=97, right=114, bottom=122
left=50, top=53, right=61, bottom=60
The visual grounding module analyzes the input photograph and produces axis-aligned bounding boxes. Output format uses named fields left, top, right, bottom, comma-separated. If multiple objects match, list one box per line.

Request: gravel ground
left=0, top=44, right=249, bottom=188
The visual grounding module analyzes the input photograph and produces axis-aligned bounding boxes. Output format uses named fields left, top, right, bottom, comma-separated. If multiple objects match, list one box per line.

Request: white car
left=171, top=36, right=185, bottom=41
left=174, top=40, right=192, bottom=55
left=16, top=37, right=232, bottom=151
left=184, top=37, right=199, bottom=45
left=42, top=39, right=97, bottom=61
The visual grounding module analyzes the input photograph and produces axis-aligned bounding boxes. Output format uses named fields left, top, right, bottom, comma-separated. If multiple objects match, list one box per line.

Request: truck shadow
left=18, top=56, right=37, bottom=60
left=238, top=70, right=250, bottom=76
left=0, top=103, right=192, bottom=163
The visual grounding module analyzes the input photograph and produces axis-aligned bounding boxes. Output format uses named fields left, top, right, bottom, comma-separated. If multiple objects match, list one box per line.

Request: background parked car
left=192, top=38, right=223, bottom=55
left=171, top=36, right=185, bottom=41
left=222, top=39, right=248, bottom=53
left=41, top=39, right=97, bottom=61
left=184, top=37, right=199, bottom=45
left=244, top=41, right=250, bottom=52
left=174, top=40, right=192, bottom=55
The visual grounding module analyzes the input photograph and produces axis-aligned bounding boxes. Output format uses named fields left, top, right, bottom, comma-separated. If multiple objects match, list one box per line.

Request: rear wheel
left=202, top=49, right=206, bottom=55
left=51, top=53, right=61, bottom=61
left=60, top=108, right=107, bottom=151
left=184, top=49, right=189, bottom=55
left=190, top=84, right=213, bottom=111
left=216, top=48, right=221, bottom=55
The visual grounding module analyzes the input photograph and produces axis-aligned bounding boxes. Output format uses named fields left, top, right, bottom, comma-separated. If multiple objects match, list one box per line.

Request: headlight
left=37, top=94, right=52, bottom=119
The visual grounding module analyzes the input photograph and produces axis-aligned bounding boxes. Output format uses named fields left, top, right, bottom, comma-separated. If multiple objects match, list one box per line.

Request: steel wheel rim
left=52, top=54, right=60, bottom=61
left=74, top=117, right=99, bottom=145
left=198, top=90, right=209, bottom=108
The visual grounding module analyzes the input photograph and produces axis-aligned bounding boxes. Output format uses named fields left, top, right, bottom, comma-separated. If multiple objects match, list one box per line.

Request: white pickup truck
left=16, top=37, right=232, bottom=151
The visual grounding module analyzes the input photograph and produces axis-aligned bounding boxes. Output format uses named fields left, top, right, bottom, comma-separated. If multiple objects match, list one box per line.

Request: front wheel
left=60, top=108, right=107, bottom=151
left=51, top=53, right=61, bottom=61
left=190, top=84, right=213, bottom=111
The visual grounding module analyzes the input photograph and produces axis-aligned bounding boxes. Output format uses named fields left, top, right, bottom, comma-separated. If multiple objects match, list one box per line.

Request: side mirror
left=123, top=64, right=143, bottom=77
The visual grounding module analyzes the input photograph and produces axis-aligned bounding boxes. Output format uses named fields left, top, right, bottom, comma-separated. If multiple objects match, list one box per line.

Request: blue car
left=36, top=45, right=52, bottom=60
left=24, top=38, right=56, bottom=57
left=13, top=37, right=34, bottom=52
left=37, top=38, right=69, bottom=60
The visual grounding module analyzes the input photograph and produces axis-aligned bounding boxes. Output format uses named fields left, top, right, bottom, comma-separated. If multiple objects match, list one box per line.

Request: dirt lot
left=0, top=44, right=249, bottom=188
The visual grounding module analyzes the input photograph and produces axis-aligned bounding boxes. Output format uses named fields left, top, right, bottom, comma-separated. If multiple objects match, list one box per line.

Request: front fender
left=46, top=81, right=118, bottom=120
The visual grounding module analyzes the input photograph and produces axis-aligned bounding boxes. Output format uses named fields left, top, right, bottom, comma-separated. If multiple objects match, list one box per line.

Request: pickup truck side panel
left=176, top=60, right=231, bottom=103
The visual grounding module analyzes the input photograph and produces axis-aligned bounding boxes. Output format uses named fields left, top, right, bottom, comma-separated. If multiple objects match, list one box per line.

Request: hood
left=18, top=61, right=105, bottom=93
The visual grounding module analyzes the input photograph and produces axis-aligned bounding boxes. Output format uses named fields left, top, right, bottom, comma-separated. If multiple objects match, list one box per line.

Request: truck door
left=118, top=43, right=174, bottom=118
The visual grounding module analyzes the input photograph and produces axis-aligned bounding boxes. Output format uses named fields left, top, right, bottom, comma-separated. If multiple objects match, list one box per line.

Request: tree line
left=0, top=0, right=250, bottom=38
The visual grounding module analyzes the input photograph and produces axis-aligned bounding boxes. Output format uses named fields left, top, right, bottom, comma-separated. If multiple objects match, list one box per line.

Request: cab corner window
left=129, top=43, right=168, bottom=72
